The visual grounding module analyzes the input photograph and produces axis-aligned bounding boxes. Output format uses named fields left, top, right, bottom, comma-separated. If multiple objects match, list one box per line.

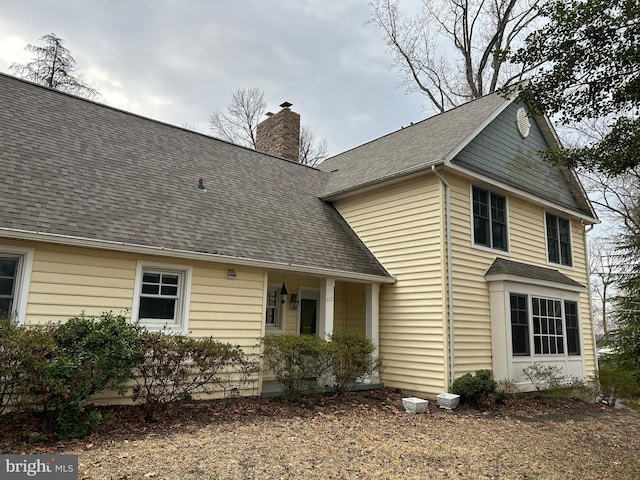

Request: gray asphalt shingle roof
left=318, top=92, right=509, bottom=198
left=485, top=258, right=585, bottom=288
left=0, top=74, right=390, bottom=279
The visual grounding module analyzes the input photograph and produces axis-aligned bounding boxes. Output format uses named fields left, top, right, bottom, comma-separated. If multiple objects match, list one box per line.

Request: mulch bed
left=0, top=388, right=622, bottom=451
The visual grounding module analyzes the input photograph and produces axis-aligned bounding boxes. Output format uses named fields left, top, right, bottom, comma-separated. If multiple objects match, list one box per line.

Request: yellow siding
left=16, top=241, right=266, bottom=351
left=446, top=172, right=595, bottom=378
left=25, top=244, right=136, bottom=324
left=2, top=239, right=267, bottom=401
left=335, top=175, right=447, bottom=395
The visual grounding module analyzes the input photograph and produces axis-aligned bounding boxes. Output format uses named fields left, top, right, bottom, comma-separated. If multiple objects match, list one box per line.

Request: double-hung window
left=0, top=256, right=20, bottom=318
left=473, top=186, right=507, bottom=251
left=265, top=284, right=282, bottom=329
left=546, top=213, right=572, bottom=266
left=509, top=294, right=581, bottom=357
left=0, top=247, right=33, bottom=324
left=133, top=262, right=191, bottom=333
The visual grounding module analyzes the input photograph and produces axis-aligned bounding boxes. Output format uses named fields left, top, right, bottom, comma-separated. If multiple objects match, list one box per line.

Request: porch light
left=280, top=283, right=288, bottom=304
left=290, top=292, right=299, bottom=310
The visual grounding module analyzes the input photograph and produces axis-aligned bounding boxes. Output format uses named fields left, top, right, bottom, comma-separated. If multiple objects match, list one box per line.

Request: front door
left=299, top=299, right=317, bottom=335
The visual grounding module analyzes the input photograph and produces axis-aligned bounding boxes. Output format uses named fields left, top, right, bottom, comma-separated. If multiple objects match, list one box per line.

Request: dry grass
left=2, top=390, right=639, bottom=479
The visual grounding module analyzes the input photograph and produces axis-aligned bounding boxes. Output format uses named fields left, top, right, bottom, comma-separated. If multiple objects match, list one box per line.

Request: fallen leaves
left=1, top=390, right=639, bottom=479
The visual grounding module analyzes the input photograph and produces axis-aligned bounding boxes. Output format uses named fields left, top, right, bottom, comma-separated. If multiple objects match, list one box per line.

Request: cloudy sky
left=0, top=0, right=431, bottom=156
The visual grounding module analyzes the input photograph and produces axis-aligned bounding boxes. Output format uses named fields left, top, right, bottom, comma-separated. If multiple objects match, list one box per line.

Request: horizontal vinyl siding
left=25, top=244, right=136, bottom=324
left=447, top=173, right=595, bottom=379
left=335, top=175, right=447, bottom=395
left=2, top=240, right=267, bottom=403
left=18, top=241, right=267, bottom=351
left=188, top=265, right=264, bottom=348
left=344, top=283, right=366, bottom=334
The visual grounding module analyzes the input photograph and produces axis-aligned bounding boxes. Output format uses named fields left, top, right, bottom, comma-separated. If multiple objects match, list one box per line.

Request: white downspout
left=432, top=165, right=455, bottom=388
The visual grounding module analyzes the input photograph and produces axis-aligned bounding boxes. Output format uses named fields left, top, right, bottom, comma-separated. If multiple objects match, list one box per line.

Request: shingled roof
left=0, top=74, right=391, bottom=281
left=485, top=258, right=585, bottom=289
left=318, top=92, right=510, bottom=198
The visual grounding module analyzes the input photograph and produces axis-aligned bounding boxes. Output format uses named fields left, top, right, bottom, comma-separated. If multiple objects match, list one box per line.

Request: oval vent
left=516, top=107, right=530, bottom=138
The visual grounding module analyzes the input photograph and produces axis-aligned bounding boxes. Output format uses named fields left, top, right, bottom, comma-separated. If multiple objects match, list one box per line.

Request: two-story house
left=0, top=73, right=598, bottom=398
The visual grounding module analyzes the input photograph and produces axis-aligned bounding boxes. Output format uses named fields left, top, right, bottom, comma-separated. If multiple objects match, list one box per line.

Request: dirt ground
left=2, top=389, right=639, bottom=480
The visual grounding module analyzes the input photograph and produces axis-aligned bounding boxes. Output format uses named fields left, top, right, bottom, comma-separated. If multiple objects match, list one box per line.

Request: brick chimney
left=256, top=102, right=300, bottom=161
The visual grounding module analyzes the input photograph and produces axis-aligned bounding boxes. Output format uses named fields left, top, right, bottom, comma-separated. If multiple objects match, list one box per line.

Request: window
left=473, top=186, right=507, bottom=251
left=508, top=294, right=581, bottom=357
left=510, top=294, right=529, bottom=356
left=565, top=300, right=580, bottom=355
left=265, top=285, right=282, bottom=329
left=546, top=213, right=572, bottom=266
left=532, top=297, right=564, bottom=355
left=132, top=262, right=191, bottom=333
left=0, top=247, right=33, bottom=324
left=0, top=256, right=20, bottom=318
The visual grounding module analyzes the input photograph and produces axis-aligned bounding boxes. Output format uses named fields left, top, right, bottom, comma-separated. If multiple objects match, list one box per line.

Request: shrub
left=329, top=331, right=381, bottom=395
left=451, top=369, right=497, bottom=407
left=24, top=312, right=144, bottom=438
left=0, top=318, right=56, bottom=417
left=596, top=367, right=640, bottom=407
left=133, top=332, right=259, bottom=418
left=522, top=363, right=564, bottom=392
left=262, top=334, right=333, bottom=401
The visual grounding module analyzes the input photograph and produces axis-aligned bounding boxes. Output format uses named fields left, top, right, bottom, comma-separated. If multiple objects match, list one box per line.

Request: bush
left=451, top=370, right=497, bottom=407
left=596, top=367, right=640, bottom=407
left=133, top=332, right=259, bottom=418
left=329, top=331, right=381, bottom=395
left=262, top=334, right=333, bottom=401
left=0, top=318, right=56, bottom=417
left=522, top=363, right=564, bottom=392
left=30, top=312, right=145, bottom=438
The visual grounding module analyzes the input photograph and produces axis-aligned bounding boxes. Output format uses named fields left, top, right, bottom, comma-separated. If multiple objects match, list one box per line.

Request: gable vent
left=516, top=107, right=531, bottom=138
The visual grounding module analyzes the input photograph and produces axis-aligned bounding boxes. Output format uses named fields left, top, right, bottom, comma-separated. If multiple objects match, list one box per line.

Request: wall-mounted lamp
left=290, top=292, right=299, bottom=310
left=280, top=283, right=288, bottom=304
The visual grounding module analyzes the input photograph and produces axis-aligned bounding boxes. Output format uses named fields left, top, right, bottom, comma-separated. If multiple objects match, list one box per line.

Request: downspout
left=432, top=165, right=455, bottom=389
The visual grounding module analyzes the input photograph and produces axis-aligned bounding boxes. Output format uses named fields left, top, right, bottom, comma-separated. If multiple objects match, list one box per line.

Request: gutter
left=431, top=165, right=455, bottom=388
left=0, top=227, right=396, bottom=285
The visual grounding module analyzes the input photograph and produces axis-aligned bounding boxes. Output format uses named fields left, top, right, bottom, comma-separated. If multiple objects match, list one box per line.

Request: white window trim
left=131, top=260, right=192, bottom=335
left=489, top=278, right=586, bottom=386
left=505, top=283, right=582, bottom=359
left=265, top=283, right=286, bottom=332
left=544, top=211, right=574, bottom=269
left=469, top=184, right=511, bottom=254
left=0, top=245, right=34, bottom=326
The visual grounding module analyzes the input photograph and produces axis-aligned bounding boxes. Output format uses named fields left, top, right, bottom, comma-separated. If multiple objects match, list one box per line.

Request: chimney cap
left=279, top=101, right=292, bottom=109
left=265, top=112, right=274, bottom=117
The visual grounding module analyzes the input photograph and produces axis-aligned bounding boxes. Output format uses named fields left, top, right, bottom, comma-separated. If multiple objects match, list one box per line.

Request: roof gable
left=451, top=102, right=593, bottom=217
left=0, top=74, right=390, bottom=280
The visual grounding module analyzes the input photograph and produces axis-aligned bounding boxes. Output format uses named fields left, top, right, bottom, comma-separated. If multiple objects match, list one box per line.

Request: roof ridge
left=0, top=72, right=319, bottom=171
left=324, top=89, right=513, bottom=163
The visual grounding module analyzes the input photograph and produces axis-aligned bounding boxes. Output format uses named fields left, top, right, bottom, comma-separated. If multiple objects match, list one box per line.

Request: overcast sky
left=0, top=0, right=430, bottom=156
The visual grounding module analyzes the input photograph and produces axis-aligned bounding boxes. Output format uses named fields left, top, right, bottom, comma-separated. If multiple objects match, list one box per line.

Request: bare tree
left=10, top=33, right=99, bottom=99
left=209, top=87, right=266, bottom=149
left=209, top=87, right=329, bottom=165
left=368, top=0, right=543, bottom=113
left=299, top=125, right=329, bottom=167
left=589, top=237, right=625, bottom=337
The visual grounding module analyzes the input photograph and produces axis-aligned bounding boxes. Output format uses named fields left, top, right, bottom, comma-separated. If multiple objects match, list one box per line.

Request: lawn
left=2, top=389, right=639, bottom=479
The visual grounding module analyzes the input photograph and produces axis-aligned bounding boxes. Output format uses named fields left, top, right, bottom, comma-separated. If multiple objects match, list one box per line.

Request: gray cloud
left=0, top=0, right=427, bottom=154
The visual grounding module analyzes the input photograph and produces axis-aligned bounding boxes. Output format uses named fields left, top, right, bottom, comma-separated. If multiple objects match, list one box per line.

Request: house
left=0, top=73, right=598, bottom=397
